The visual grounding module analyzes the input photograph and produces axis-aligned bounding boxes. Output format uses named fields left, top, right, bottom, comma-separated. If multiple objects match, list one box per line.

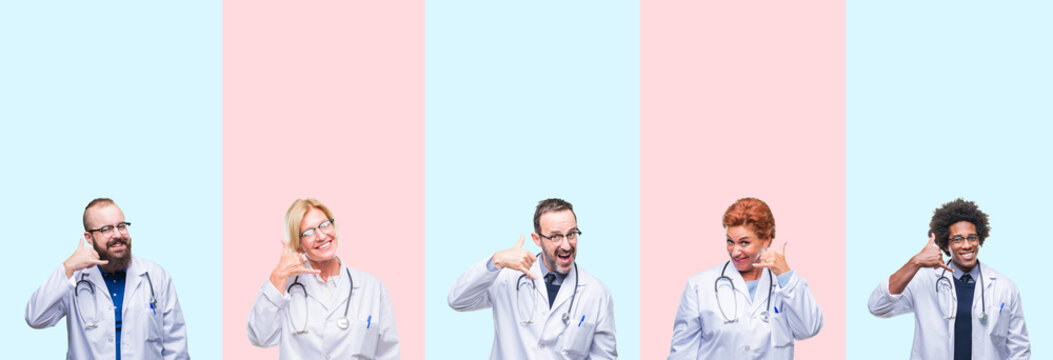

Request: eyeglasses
left=87, top=222, right=131, bottom=236
left=538, top=230, right=582, bottom=243
left=950, top=234, right=980, bottom=244
left=300, top=219, right=335, bottom=239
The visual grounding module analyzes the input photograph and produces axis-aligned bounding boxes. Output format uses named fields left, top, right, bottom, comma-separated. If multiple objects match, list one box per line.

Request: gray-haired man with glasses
left=448, top=198, right=618, bottom=359
left=26, top=198, right=189, bottom=359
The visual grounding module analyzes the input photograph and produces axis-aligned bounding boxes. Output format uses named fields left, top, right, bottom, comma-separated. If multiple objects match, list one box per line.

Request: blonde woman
left=248, top=199, right=399, bottom=359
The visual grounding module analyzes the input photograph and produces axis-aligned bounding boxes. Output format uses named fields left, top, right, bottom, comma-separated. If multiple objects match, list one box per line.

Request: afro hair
left=929, top=198, right=990, bottom=256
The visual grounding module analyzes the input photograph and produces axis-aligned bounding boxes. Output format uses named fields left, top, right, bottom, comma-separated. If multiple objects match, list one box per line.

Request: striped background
left=4, top=0, right=1050, bottom=358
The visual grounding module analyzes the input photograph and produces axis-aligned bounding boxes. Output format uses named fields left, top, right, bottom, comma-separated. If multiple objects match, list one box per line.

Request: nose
left=314, top=231, right=333, bottom=244
left=560, top=241, right=573, bottom=251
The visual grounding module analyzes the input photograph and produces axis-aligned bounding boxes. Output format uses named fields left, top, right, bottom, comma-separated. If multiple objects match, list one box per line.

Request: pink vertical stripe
left=222, top=1, right=424, bottom=358
left=641, top=0, right=845, bottom=358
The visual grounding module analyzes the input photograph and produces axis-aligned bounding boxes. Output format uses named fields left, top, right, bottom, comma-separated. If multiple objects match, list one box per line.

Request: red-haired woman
left=667, top=198, right=823, bottom=359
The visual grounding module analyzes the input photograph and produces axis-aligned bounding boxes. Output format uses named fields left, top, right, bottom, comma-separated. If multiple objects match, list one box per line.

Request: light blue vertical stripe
left=848, top=1, right=1052, bottom=358
left=1, top=1, right=221, bottom=357
left=426, top=1, right=640, bottom=358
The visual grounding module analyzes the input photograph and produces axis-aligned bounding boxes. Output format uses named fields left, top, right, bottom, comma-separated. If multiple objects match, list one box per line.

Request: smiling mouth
left=958, top=250, right=975, bottom=260
left=315, top=239, right=332, bottom=250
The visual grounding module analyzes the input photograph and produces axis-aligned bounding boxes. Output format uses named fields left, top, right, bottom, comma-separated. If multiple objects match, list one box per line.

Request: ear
left=531, top=233, right=542, bottom=247
left=83, top=232, right=94, bottom=246
left=763, top=238, right=773, bottom=248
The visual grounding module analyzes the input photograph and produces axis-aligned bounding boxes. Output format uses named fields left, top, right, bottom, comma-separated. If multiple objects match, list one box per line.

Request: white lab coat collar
left=722, top=261, right=774, bottom=312
left=526, top=260, right=589, bottom=308
left=552, top=262, right=585, bottom=312
left=299, top=259, right=360, bottom=317
left=934, top=260, right=999, bottom=286
left=524, top=260, right=590, bottom=330
left=79, top=256, right=151, bottom=311
left=124, top=256, right=153, bottom=313
left=933, top=260, right=999, bottom=317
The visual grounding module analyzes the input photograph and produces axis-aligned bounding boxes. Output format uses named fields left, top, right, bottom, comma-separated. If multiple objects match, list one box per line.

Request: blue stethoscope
left=287, top=267, right=354, bottom=332
left=74, top=271, right=156, bottom=329
left=715, top=260, right=773, bottom=323
left=516, top=253, right=579, bottom=325
left=936, top=259, right=988, bottom=323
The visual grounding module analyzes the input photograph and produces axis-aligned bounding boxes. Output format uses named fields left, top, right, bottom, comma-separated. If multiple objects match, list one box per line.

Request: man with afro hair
left=868, top=198, right=1030, bottom=359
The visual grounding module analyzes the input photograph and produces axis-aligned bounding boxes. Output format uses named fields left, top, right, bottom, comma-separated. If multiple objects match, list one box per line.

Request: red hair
left=722, top=197, right=775, bottom=240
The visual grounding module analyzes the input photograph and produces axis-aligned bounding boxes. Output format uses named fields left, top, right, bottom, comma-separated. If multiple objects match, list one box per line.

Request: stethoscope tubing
left=74, top=270, right=156, bottom=329
left=936, top=259, right=986, bottom=322
left=715, top=260, right=773, bottom=323
left=287, top=267, right=354, bottom=333
left=516, top=254, right=579, bottom=325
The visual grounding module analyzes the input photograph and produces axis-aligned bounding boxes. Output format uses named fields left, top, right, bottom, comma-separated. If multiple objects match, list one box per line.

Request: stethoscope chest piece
left=562, top=313, right=570, bottom=325
left=715, top=261, right=774, bottom=324
left=288, top=267, right=356, bottom=333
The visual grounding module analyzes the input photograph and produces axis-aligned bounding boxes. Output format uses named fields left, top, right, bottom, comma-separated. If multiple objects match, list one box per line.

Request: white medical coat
left=25, top=256, right=190, bottom=359
left=868, top=261, right=1030, bottom=359
left=668, top=262, right=823, bottom=360
left=247, top=264, right=399, bottom=360
left=448, top=257, right=617, bottom=360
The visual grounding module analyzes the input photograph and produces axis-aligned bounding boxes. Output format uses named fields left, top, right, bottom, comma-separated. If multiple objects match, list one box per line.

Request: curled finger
left=517, top=265, right=536, bottom=280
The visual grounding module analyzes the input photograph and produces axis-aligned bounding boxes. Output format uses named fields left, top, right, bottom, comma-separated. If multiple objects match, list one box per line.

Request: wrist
left=907, top=256, right=925, bottom=270
left=269, top=270, right=286, bottom=285
left=63, top=261, right=74, bottom=278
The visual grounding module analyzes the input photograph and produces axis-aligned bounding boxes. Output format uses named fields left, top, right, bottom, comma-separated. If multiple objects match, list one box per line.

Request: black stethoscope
left=287, top=267, right=354, bottom=332
left=516, top=253, right=579, bottom=325
left=715, top=260, right=773, bottom=323
left=936, top=259, right=987, bottom=323
left=74, top=271, right=157, bottom=329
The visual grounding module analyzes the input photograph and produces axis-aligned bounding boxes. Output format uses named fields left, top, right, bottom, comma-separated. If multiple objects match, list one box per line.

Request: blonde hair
left=285, top=198, right=337, bottom=252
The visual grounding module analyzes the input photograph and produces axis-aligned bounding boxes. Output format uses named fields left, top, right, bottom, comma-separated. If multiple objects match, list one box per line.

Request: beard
left=94, top=236, right=132, bottom=273
left=544, top=246, right=576, bottom=275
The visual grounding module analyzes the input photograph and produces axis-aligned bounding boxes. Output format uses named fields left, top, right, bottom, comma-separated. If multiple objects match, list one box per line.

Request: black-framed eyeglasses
left=300, top=219, right=335, bottom=239
left=88, top=222, right=131, bottom=236
left=539, top=230, right=582, bottom=243
left=950, top=234, right=980, bottom=244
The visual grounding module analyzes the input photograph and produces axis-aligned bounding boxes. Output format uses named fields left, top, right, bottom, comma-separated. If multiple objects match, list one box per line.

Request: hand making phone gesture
left=270, top=240, right=321, bottom=294
left=492, top=235, right=538, bottom=280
